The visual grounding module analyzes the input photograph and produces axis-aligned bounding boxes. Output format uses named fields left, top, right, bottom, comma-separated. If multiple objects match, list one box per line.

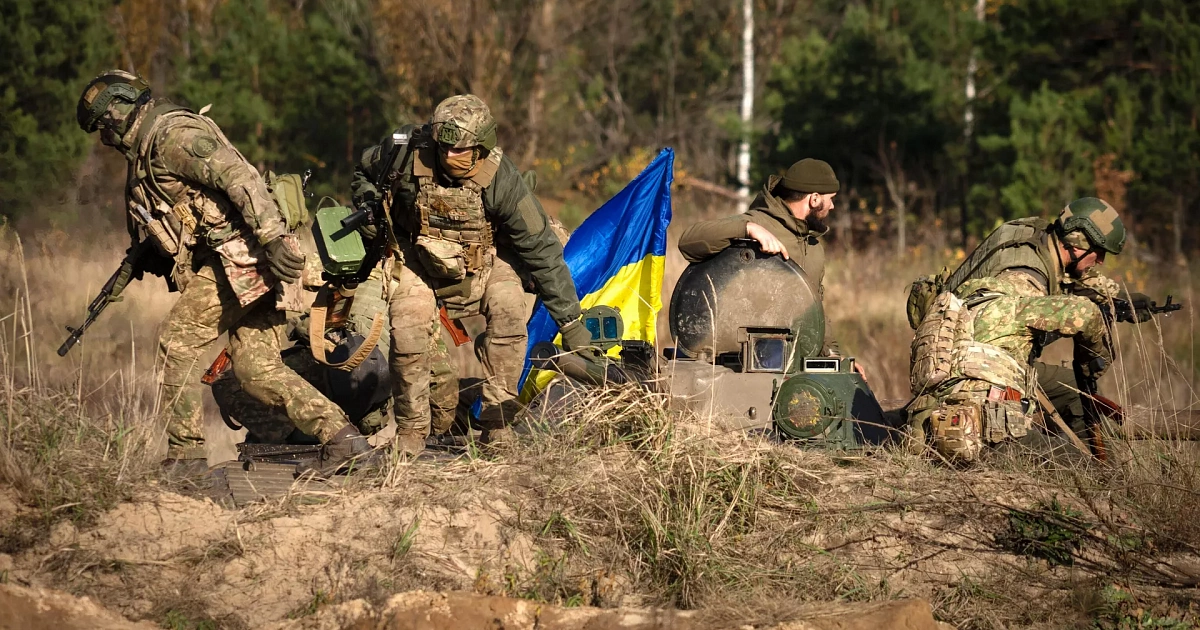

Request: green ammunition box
left=312, top=206, right=367, bottom=278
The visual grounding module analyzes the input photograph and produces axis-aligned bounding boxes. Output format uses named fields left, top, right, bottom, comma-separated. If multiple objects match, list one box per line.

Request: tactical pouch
left=929, top=402, right=983, bottom=461
left=415, top=235, right=468, bottom=280
left=906, top=268, right=949, bottom=329
left=265, top=172, right=308, bottom=230
left=910, top=291, right=965, bottom=394
left=981, top=399, right=1030, bottom=443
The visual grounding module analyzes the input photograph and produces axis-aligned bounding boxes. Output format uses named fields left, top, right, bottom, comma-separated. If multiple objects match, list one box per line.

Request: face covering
left=97, top=101, right=137, bottom=149
left=439, top=147, right=479, bottom=179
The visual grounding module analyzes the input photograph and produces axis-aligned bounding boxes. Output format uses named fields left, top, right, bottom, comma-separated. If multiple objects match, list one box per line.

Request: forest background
left=1, top=0, right=1199, bottom=402
left=4, top=0, right=1200, bottom=255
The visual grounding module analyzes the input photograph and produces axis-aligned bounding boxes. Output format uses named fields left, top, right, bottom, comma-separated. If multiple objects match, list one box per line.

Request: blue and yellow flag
left=518, top=148, right=674, bottom=400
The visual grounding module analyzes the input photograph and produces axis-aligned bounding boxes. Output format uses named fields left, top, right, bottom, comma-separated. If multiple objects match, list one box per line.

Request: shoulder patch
left=191, top=135, right=220, bottom=158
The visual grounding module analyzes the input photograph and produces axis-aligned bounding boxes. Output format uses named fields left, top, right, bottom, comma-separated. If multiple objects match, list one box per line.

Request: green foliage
left=981, top=84, right=1097, bottom=218
left=2, top=0, right=1199, bottom=252
left=175, top=0, right=390, bottom=201
left=0, top=0, right=114, bottom=218
left=1091, top=584, right=1194, bottom=629
left=998, top=499, right=1085, bottom=567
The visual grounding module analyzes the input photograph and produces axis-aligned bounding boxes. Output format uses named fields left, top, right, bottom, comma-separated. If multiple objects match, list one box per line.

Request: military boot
left=393, top=430, right=427, bottom=459
left=299, top=425, right=382, bottom=477
left=477, top=400, right=522, bottom=448
left=160, top=458, right=211, bottom=481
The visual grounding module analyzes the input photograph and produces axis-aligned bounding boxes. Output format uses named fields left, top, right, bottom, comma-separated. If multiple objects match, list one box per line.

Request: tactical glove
left=559, top=319, right=599, bottom=357
left=264, top=236, right=305, bottom=283
left=1126, top=292, right=1155, bottom=323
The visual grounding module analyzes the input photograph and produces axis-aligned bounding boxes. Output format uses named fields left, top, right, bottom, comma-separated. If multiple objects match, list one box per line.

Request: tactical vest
left=404, top=144, right=502, bottom=286
left=945, top=218, right=1061, bottom=297
left=124, top=102, right=194, bottom=258
left=125, top=102, right=252, bottom=257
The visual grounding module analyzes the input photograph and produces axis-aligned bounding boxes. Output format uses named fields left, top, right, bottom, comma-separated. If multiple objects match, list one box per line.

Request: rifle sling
left=309, top=285, right=387, bottom=372
left=1033, top=384, right=1092, bottom=456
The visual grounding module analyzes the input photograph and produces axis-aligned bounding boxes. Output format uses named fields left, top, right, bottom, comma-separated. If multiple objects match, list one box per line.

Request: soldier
left=77, top=70, right=375, bottom=476
left=350, top=94, right=591, bottom=455
left=908, top=197, right=1130, bottom=460
left=677, top=158, right=858, bottom=368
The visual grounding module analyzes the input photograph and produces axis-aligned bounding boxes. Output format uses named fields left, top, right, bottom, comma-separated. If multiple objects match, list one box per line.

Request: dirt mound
left=264, top=590, right=943, bottom=630
left=0, top=582, right=157, bottom=630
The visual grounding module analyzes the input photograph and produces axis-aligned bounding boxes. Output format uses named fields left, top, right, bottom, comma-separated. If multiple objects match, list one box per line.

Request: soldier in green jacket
left=350, top=95, right=592, bottom=454
left=908, top=198, right=1131, bottom=460
left=678, top=158, right=849, bottom=361
left=77, top=70, right=372, bottom=477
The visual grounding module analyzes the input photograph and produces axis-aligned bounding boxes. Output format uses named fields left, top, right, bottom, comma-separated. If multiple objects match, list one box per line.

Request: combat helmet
left=1056, top=197, right=1126, bottom=255
left=77, top=70, right=151, bottom=133
left=430, top=95, right=497, bottom=150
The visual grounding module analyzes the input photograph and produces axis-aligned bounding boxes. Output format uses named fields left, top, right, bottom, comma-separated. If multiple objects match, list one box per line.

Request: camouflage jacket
left=350, top=126, right=581, bottom=326
left=957, top=271, right=1113, bottom=381
left=677, top=174, right=838, bottom=355
left=122, top=99, right=292, bottom=306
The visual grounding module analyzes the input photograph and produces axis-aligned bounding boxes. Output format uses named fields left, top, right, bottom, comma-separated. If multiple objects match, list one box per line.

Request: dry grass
left=0, top=225, right=1197, bottom=628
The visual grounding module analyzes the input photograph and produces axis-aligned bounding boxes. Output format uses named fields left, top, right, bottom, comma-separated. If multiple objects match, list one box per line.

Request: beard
left=806, top=212, right=829, bottom=234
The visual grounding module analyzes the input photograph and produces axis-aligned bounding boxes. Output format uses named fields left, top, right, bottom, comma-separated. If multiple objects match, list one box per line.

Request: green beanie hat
left=780, top=158, right=840, bottom=194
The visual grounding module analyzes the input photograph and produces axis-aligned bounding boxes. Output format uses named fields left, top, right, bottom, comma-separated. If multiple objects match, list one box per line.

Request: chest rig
left=403, top=145, right=503, bottom=282
left=126, top=105, right=247, bottom=257
left=125, top=103, right=194, bottom=258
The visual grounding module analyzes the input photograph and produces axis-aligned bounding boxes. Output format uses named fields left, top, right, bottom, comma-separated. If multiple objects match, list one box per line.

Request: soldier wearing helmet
left=350, top=94, right=587, bottom=454
left=77, top=70, right=374, bottom=477
left=907, top=197, right=1138, bottom=461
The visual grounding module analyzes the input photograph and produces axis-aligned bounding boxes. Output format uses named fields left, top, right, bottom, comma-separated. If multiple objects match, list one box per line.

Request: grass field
left=0, top=224, right=1198, bottom=628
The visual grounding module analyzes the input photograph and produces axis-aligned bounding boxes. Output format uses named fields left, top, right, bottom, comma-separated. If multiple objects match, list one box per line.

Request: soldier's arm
left=350, top=142, right=385, bottom=208
left=1015, top=295, right=1113, bottom=376
left=349, top=125, right=419, bottom=208
left=157, top=120, right=287, bottom=244
left=485, top=154, right=581, bottom=326
left=677, top=215, right=752, bottom=263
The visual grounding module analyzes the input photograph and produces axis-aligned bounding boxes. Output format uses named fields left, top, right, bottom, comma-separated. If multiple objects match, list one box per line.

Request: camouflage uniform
left=351, top=96, right=581, bottom=442
left=909, top=199, right=1127, bottom=459
left=90, top=85, right=349, bottom=460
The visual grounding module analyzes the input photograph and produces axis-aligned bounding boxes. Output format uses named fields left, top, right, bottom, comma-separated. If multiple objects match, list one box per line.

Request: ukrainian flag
left=518, top=148, right=674, bottom=400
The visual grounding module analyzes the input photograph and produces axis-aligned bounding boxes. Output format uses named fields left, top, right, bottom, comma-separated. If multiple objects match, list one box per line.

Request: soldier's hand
left=746, top=222, right=789, bottom=260
left=264, top=236, right=305, bottom=283
left=559, top=319, right=600, bottom=357
left=358, top=222, right=379, bottom=241
left=853, top=361, right=869, bottom=383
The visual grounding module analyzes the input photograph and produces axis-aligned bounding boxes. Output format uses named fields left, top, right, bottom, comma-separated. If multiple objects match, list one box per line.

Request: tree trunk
left=523, top=0, right=557, bottom=170
left=960, top=0, right=985, bottom=248
left=736, top=0, right=754, bottom=214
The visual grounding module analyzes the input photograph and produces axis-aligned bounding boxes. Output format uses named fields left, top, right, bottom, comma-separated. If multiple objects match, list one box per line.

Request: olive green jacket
left=350, top=125, right=581, bottom=326
left=677, top=174, right=838, bottom=355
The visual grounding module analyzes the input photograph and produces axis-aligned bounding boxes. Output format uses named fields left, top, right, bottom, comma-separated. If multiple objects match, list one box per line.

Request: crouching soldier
left=350, top=94, right=591, bottom=455
left=209, top=263, right=461, bottom=449
left=76, top=70, right=374, bottom=476
left=908, top=197, right=1133, bottom=460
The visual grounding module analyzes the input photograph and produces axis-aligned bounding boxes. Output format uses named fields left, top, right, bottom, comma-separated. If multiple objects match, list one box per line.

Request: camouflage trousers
left=159, top=258, right=349, bottom=459
left=389, top=250, right=527, bottom=438
left=210, top=336, right=458, bottom=442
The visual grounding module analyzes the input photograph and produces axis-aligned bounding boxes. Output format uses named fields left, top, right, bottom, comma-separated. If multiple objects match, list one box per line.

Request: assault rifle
left=58, top=239, right=155, bottom=357
left=337, top=128, right=418, bottom=286
left=1089, top=292, right=1183, bottom=324
left=337, top=126, right=472, bottom=344
left=1074, top=356, right=1111, bottom=461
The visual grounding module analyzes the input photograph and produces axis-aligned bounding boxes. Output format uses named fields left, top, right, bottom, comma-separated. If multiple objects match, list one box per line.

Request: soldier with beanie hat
left=678, top=158, right=854, bottom=363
